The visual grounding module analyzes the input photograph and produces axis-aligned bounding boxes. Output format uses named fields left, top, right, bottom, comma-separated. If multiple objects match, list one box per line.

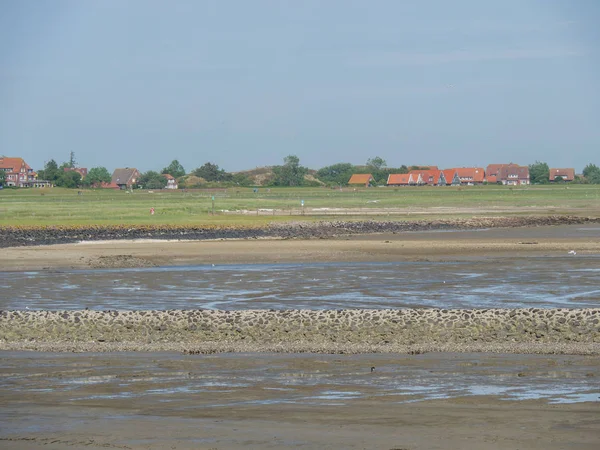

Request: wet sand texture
left=2, top=308, right=599, bottom=353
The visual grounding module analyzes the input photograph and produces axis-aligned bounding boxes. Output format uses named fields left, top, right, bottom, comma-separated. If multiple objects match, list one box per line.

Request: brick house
left=64, top=167, right=88, bottom=178
left=549, top=168, right=575, bottom=182
left=111, top=168, right=140, bottom=190
left=0, top=156, right=42, bottom=187
left=452, top=167, right=485, bottom=185
left=496, top=164, right=530, bottom=185
left=485, top=164, right=506, bottom=183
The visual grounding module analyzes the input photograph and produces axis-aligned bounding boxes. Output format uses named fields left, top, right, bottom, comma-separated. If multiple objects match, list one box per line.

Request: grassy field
left=1, top=184, right=599, bottom=226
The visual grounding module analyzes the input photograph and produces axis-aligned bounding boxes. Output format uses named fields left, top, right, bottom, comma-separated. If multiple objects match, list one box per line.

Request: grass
left=1, top=184, right=599, bottom=227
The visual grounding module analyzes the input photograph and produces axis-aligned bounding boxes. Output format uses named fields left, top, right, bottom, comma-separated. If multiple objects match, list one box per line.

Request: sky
left=1, top=0, right=599, bottom=173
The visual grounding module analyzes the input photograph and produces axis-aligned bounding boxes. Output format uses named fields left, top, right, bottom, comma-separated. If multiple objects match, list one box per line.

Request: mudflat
left=0, top=352, right=599, bottom=450
left=2, top=222, right=600, bottom=449
left=1, top=224, right=600, bottom=271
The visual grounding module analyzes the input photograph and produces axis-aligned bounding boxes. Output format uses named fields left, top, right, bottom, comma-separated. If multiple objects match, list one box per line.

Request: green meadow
left=1, top=184, right=599, bottom=227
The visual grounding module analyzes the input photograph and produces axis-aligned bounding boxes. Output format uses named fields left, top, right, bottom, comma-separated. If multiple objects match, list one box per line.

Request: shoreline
left=1, top=229, right=599, bottom=271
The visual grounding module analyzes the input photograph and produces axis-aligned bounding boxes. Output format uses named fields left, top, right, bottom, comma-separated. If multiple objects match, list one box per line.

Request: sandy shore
left=2, top=224, right=600, bottom=271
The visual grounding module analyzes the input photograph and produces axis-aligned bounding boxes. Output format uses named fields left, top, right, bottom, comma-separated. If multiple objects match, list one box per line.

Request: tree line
left=15, top=153, right=600, bottom=189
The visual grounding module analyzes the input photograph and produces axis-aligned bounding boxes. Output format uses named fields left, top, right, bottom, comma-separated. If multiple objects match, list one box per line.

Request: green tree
left=271, top=155, right=308, bottom=187
left=231, top=173, right=253, bottom=186
left=162, top=159, right=186, bottom=178
left=316, top=163, right=356, bottom=186
left=85, top=167, right=112, bottom=187
left=138, top=171, right=168, bottom=189
left=0, top=169, right=5, bottom=186
left=37, top=159, right=59, bottom=182
left=193, top=162, right=231, bottom=182
left=68, top=151, right=77, bottom=168
left=528, top=161, right=550, bottom=184
left=55, top=170, right=82, bottom=188
left=366, top=156, right=387, bottom=171
left=583, top=163, right=600, bottom=184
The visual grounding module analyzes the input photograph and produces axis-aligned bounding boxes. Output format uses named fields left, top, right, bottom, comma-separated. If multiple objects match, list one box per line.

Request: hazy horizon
left=1, top=0, right=599, bottom=173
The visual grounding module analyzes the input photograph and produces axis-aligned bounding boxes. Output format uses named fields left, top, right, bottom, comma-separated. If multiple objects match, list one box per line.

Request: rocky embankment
left=2, top=308, right=599, bottom=354
left=1, top=215, right=597, bottom=248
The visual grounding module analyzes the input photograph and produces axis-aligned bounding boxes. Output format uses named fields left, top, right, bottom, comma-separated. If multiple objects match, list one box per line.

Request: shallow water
left=0, top=352, right=598, bottom=409
left=1, top=256, right=599, bottom=310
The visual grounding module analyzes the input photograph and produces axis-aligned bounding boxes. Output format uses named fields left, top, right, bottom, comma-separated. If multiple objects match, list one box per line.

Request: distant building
left=162, top=173, right=178, bottom=189
left=348, top=174, right=374, bottom=187
left=451, top=167, right=485, bottom=185
left=549, top=168, right=575, bottom=182
left=387, top=173, right=414, bottom=186
left=0, top=156, right=42, bottom=187
left=63, top=167, right=88, bottom=178
left=441, top=169, right=461, bottom=186
left=485, top=164, right=506, bottom=184
left=496, top=164, right=530, bottom=185
left=111, top=167, right=140, bottom=190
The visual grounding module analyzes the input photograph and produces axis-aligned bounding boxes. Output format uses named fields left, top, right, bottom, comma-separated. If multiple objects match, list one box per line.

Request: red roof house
left=387, top=173, right=413, bottom=186
left=348, top=174, right=374, bottom=187
left=451, top=167, right=485, bottom=184
left=549, top=168, right=575, bottom=182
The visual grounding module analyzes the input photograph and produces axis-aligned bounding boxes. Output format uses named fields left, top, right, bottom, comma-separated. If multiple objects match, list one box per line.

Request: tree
left=193, top=162, right=231, bottom=182
left=529, top=161, right=549, bottom=184
left=55, top=170, right=82, bottom=188
left=0, top=169, right=5, bottom=186
left=162, top=159, right=186, bottom=178
left=68, top=151, right=77, bottom=169
left=271, top=155, right=308, bottom=187
left=85, top=167, right=112, bottom=187
left=231, top=173, right=253, bottom=186
left=316, top=163, right=356, bottom=186
left=583, top=163, right=600, bottom=184
left=138, top=171, right=168, bottom=189
left=366, top=156, right=387, bottom=171
left=37, top=159, right=59, bottom=182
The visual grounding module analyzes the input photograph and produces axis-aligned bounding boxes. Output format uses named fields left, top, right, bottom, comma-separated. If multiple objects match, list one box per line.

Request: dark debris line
left=0, top=216, right=597, bottom=248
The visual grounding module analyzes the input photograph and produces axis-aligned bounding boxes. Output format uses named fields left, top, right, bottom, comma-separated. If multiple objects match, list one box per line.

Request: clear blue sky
left=1, top=0, right=598, bottom=173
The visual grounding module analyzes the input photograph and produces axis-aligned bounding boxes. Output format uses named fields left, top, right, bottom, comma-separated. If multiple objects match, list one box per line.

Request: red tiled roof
left=549, top=168, right=575, bottom=181
left=387, top=174, right=412, bottom=185
left=162, top=173, right=175, bottom=180
left=442, top=169, right=458, bottom=184
left=452, top=167, right=485, bottom=182
left=0, top=157, right=30, bottom=173
left=497, top=164, right=529, bottom=180
left=348, top=174, right=374, bottom=184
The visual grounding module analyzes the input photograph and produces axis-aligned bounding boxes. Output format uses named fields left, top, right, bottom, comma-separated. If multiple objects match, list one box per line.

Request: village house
left=496, top=163, right=530, bottom=185
left=387, top=173, right=415, bottom=186
left=549, top=168, right=575, bottom=182
left=348, top=174, right=374, bottom=187
left=452, top=167, right=485, bottom=185
left=387, top=169, right=460, bottom=187
left=111, top=167, right=140, bottom=190
left=162, top=173, right=178, bottom=189
left=63, top=167, right=88, bottom=178
left=441, top=169, right=461, bottom=186
left=485, top=164, right=505, bottom=183
left=0, top=156, right=47, bottom=187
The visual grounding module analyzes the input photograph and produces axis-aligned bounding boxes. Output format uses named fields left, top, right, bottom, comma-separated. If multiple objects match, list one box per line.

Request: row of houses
left=349, top=164, right=576, bottom=187
left=0, top=158, right=178, bottom=189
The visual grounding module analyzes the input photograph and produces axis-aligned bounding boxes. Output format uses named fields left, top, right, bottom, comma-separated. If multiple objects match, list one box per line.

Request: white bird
left=568, top=250, right=577, bottom=255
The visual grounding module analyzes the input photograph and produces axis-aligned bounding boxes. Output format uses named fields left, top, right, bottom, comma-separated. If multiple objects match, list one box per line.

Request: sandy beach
left=2, top=224, right=600, bottom=271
